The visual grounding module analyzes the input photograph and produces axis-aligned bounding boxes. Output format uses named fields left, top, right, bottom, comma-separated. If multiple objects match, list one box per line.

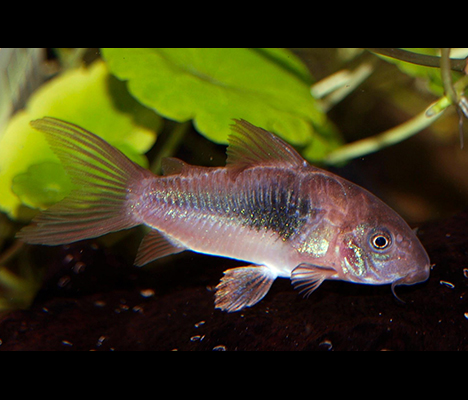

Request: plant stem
left=440, top=48, right=458, bottom=103
left=324, top=62, right=468, bottom=165
left=366, top=48, right=467, bottom=73
left=312, top=61, right=375, bottom=112
left=324, top=103, right=446, bottom=165
left=441, top=48, right=465, bottom=149
left=54, top=48, right=88, bottom=70
left=0, top=240, right=24, bottom=266
left=150, top=121, right=191, bottom=174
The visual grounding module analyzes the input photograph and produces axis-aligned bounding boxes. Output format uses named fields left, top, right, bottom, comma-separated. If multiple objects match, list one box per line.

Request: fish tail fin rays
left=17, top=117, right=152, bottom=245
left=215, top=265, right=277, bottom=312
left=134, top=229, right=186, bottom=266
left=291, top=264, right=337, bottom=298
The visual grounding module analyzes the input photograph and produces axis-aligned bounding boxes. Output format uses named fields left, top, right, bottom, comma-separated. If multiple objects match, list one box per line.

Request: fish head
left=338, top=197, right=430, bottom=290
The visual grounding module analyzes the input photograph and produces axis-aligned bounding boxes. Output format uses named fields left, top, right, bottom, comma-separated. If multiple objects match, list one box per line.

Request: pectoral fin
left=215, top=265, right=277, bottom=313
left=291, top=264, right=337, bottom=298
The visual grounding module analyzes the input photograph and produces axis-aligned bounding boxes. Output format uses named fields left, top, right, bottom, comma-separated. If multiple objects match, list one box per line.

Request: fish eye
left=370, top=232, right=391, bottom=250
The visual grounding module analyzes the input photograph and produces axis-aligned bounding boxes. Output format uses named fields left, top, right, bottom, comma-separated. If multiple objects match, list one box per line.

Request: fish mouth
left=391, top=263, right=430, bottom=302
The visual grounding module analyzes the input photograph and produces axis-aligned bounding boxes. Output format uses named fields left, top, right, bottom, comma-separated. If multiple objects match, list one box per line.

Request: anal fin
left=134, top=229, right=186, bottom=266
left=215, top=265, right=277, bottom=313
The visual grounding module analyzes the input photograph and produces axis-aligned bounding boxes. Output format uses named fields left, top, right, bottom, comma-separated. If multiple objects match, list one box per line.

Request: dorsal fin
left=161, top=157, right=188, bottom=175
left=226, top=120, right=308, bottom=169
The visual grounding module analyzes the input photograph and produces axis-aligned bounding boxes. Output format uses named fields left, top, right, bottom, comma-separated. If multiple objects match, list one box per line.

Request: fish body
left=18, top=118, right=431, bottom=312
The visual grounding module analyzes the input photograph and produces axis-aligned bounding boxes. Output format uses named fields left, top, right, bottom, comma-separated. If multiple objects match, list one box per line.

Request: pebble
left=439, top=280, right=455, bottom=289
left=194, top=320, right=205, bottom=328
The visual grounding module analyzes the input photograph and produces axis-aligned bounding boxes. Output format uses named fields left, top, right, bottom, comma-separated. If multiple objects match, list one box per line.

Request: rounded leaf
left=101, top=48, right=341, bottom=153
left=0, top=60, right=161, bottom=220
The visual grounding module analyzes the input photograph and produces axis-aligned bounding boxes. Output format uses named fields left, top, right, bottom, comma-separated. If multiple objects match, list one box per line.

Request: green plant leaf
left=101, top=48, right=341, bottom=157
left=0, top=60, right=161, bottom=221
left=0, top=265, right=43, bottom=311
left=11, top=162, right=72, bottom=210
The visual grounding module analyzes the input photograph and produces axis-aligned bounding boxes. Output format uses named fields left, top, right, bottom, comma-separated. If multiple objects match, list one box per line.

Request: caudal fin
left=17, top=117, right=152, bottom=245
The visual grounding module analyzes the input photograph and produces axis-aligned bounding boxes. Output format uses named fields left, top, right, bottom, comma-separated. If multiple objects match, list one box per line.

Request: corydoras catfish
left=18, top=117, right=430, bottom=312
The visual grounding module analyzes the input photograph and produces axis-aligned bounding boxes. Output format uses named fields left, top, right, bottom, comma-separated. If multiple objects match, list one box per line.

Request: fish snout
left=390, top=260, right=430, bottom=302
left=400, top=264, right=430, bottom=286
left=391, top=255, right=430, bottom=300
left=397, top=236, right=431, bottom=287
